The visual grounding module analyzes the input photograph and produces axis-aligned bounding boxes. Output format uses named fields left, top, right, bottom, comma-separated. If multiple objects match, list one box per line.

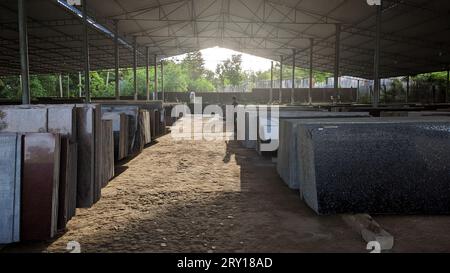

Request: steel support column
left=82, top=0, right=90, bottom=102
left=269, top=61, right=273, bottom=104
left=133, top=37, right=138, bottom=101
left=154, top=55, right=158, bottom=100
left=291, top=49, right=296, bottom=104
left=59, top=74, right=63, bottom=97
left=145, top=47, right=150, bottom=101
left=446, top=69, right=449, bottom=103
left=18, top=0, right=30, bottom=104
left=279, top=56, right=283, bottom=103
left=373, top=1, right=382, bottom=107
left=161, top=60, right=164, bottom=102
left=334, top=24, right=341, bottom=97
left=309, top=38, right=314, bottom=105
left=114, top=20, right=120, bottom=100
left=78, top=71, right=82, bottom=97
left=406, top=75, right=410, bottom=104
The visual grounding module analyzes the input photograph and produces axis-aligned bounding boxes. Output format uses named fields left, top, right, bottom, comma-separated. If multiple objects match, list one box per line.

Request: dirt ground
left=3, top=116, right=450, bottom=253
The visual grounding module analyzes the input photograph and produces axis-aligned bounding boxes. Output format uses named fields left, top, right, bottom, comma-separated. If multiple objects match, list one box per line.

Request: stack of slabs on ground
left=102, top=112, right=129, bottom=161
left=294, top=117, right=450, bottom=215
left=276, top=112, right=371, bottom=190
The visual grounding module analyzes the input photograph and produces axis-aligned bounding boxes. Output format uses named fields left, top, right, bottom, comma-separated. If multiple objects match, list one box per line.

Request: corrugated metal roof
left=1, top=0, right=449, bottom=78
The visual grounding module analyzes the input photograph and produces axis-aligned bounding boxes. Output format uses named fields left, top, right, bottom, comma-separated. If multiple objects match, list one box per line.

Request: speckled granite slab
left=296, top=117, right=450, bottom=215
left=276, top=112, right=371, bottom=190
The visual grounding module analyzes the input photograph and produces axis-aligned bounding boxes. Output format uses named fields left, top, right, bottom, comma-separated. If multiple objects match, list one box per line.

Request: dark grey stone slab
left=75, top=106, right=95, bottom=208
left=296, top=117, right=450, bottom=215
left=101, top=120, right=114, bottom=188
left=276, top=112, right=371, bottom=190
left=102, top=106, right=140, bottom=156
left=93, top=106, right=103, bottom=203
left=0, top=133, right=22, bottom=244
left=58, top=137, right=78, bottom=230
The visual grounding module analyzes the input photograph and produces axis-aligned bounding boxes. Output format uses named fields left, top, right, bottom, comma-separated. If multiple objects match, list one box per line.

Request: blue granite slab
left=0, top=134, right=22, bottom=244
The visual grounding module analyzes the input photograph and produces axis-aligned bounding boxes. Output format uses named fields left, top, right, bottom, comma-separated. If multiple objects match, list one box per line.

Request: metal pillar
left=269, top=61, right=273, bottom=104
left=67, top=75, right=70, bottom=97
left=309, top=38, right=314, bottom=105
left=279, top=56, right=283, bottom=103
left=145, top=47, right=150, bottom=101
left=18, top=0, right=30, bottom=104
left=373, top=1, right=382, bottom=107
left=154, top=55, right=158, bottom=100
left=59, top=74, right=63, bottom=97
left=161, top=60, right=164, bottom=102
left=446, top=69, right=449, bottom=103
left=82, top=0, right=90, bottom=102
left=114, top=20, right=120, bottom=100
left=406, top=75, right=410, bottom=104
left=133, top=37, right=138, bottom=101
left=291, top=49, right=296, bottom=104
left=334, top=24, right=341, bottom=90
left=356, top=79, right=360, bottom=103
left=78, top=71, right=82, bottom=97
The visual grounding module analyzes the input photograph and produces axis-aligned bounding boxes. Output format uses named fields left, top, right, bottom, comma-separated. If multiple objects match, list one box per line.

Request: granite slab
left=0, top=107, right=47, bottom=133
left=21, top=133, right=60, bottom=241
left=276, top=112, right=372, bottom=190
left=75, top=106, right=95, bottom=208
left=93, top=106, right=103, bottom=203
left=57, top=137, right=77, bottom=230
left=0, top=133, right=22, bottom=244
left=101, top=120, right=115, bottom=187
left=296, top=117, right=450, bottom=215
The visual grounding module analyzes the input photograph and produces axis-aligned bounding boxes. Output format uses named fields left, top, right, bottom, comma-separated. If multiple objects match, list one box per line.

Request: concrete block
left=297, top=117, right=450, bottom=214
left=0, top=134, right=22, bottom=244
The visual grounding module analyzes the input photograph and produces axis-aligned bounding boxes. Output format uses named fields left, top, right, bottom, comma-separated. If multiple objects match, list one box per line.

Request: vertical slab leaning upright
left=0, top=134, right=22, bottom=244
left=76, top=106, right=95, bottom=208
left=21, top=133, right=60, bottom=241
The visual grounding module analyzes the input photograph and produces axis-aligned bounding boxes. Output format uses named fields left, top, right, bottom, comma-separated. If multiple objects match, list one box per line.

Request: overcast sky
left=167, top=47, right=274, bottom=73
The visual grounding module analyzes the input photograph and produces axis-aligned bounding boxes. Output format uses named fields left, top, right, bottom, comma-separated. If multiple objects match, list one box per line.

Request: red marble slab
left=21, top=133, right=60, bottom=241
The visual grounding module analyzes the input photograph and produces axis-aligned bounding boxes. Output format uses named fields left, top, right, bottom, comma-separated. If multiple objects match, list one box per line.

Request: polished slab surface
left=0, top=134, right=22, bottom=244
left=21, top=133, right=60, bottom=241
left=297, top=118, right=450, bottom=215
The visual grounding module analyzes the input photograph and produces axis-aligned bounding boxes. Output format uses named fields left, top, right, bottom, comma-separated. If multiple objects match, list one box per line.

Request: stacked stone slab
left=296, top=117, right=450, bottom=215
left=0, top=134, right=22, bottom=244
left=0, top=105, right=78, bottom=230
left=276, top=112, right=371, bottom=190
left=100, top=120, right=115, bottom=188
left=102, top=112, right=129, bottom=161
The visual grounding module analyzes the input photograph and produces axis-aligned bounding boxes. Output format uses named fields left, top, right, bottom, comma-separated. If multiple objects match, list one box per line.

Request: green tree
left=216, top=54, right=245, bottom=91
